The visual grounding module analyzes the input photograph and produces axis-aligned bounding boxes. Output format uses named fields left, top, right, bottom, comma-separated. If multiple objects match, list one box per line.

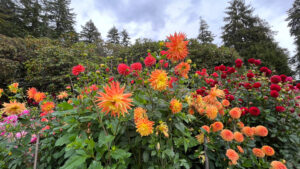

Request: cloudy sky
left=71, top=0, right=296, bottom=56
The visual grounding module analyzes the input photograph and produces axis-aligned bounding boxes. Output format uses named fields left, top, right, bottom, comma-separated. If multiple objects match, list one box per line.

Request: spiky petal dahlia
left=27, top=87, right=37, bottom=99
left=165, top=32, right=189, bottom=62
left=34, top=92, right=46, bottom=103
left=134, top=107, right=148, bottom=123
left=175, top=62, right=190, bottom=78
left=96, top=81, right=133, bottom=117
left=169, top=98, right=182, bottom=114
left=156, top=121, right=169, bottom=138
left=41, top=102, right=55, bottom=113
left=136, top=118, right=154, bottom=136
left=148, top=69, right=168, bottom=91
left=2, top=101, right=26, bottom=115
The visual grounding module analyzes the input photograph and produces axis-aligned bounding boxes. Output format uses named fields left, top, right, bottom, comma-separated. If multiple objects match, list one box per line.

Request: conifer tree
left=107, top=26, right=120, bottom=44
left=120, top=29, right=130, bottom=46
left=197, top=17, right=214, bottom=44
left=80, top=19, right=101, bottom=43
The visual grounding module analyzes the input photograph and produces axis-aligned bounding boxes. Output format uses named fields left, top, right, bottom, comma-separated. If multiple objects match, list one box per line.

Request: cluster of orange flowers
left=27, top=87, right=46, bottom=103
left=133, top=107, right=154, bottom=136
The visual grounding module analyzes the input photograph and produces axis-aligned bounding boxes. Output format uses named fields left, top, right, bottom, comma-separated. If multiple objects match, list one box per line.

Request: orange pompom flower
left=134, top=107, right=148, bottom=123
left=226, top=149, right=239, bottom=165
left=27, top=87, right=37, bottom=99
left=255, top=125, right=268, bottom=137
left=41, top=102, right=55, bottom=113
left=205, top=105, right=218, bottom=120
left=34, top=92, right=46, bottom=103
left=174, top=62, right=190, bottom=78
left=136, top=118, right=154, bottom=136
left=270, top=161, right=287, bottom=169
left=220, top=129, right=234, bottom=141
left=96, top=81, right=133, bottom=117
left=229, top=107, right=242, bottom=119
left=2, top=101, right=26, bottom=115
left=237, top=146, right=244, bottom=154
left=211, top=121, right=223, bottom=132
left=201, top=125, right=210, bottom=133
left=242, top=126, right=255, bottom=137
left=148, top=69, right=168, bottom=91
left=233, top=131, right=244, bottom=143
left=261, top=145, right=275, bottom=156
left=165, top=32, right=189, bottom=62
left=169, top=98, right=182, bottom=114
left=252, top=148, right=265, bottom=158
left=221, top=99, right=230, bottom=107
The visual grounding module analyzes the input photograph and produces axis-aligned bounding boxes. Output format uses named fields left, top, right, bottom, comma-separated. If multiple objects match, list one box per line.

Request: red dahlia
left=72, top=64, right=85, bottom=76
left=249, top=107, right=260, bottom=116
left=117, top=64, right=131, bottom=76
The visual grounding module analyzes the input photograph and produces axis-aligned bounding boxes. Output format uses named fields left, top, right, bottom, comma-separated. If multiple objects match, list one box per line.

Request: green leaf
left=98, top=132, right=115, bottom=147
left=55, top=134, right=74, bottom=146
left=242, top=159, right=253, bottom=167
left=143, top=151, right=149, bottom=162
left=88, top=161, right=103, bottom=169
left=111, top=149, right=131, bottom=160
left=60, top=155, right=87, bottom=169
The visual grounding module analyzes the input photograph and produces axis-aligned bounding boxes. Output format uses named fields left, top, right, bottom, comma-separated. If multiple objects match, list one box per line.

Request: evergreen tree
left=107, top=26, right=120, bottom=44
left=80, top=19, right=101, bottom=43
left=120, top=29, right=130, bottom=46
left=222, top=0, right=291, bottom=75
left=287, top=0, right=300, bottom=77
left=197, top=17, right=214, bottom=44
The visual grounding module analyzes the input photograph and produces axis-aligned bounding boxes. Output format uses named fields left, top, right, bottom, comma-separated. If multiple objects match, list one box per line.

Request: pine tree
left=120, top=29, right=130, bottom=46
left=80, top=20, right=101, bottom=43
left=107, top=26, right=120, bottom=44
left=287, top=0, right=300, bottom=77
left=197, top=17, right=214, bottom=44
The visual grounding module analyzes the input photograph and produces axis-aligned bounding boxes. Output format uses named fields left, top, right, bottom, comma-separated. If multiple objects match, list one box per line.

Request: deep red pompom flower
left=72, top=64, right=85, bottom=76
left=144, top=53, right=156, bottom=67
left=280, top=74, right=287, bottom=82
left=130, top=62, right=143, bottom=71
left=275, top=106, right=285, bottom=112
left=249, top=107, right=260, bottom=116
left=253, top=82, right=261, bottom=88
left=243, top=83, right=252, bottom=89
left=219, top=65, right=226, bottom=71
left=296, top=83, right=300, bottom=89
left=248, top=58, right=255, bottom=64
left=270, top=84, right=281, bottom=92
left=270, top=75, right=281, bottom=84
left=117, top=64, right=131, bottom=76
left=241, top=107, right=248, bottom=116
left=226, top=94, right=235, bottom=101
left=247, top=72, right=254, bottom=79
left=235, top=59, right=243, bottom=68
left=254, top=59, right=261, bottom=66
left=270, top=90, right=279, bottom=98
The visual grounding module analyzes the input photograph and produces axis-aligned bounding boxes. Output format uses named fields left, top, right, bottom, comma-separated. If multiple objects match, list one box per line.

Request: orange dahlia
left=57, top=91, right=68, bottom=100
left=148, top=69, right=168, bottom=91
left=221, top=99, right=230, bottom=107
left=136, top=118, right=154, bottom=136
left=156, top=121, right=169, bottom=138
left=261, top=145, right=275, bottom=156
left=34, top=92, right=46, bottom=103
left=270, top=161, right=287, bottom=169
left=252, top=148, right=265, bottom=158
left=27, top=87, right=37, bottom=99
left=169, top=98, right=182, bottom=114
left=233, top=131, right=244, bottom=143
left=8, top=83, right=19, bottom=93
left=201, top=125, right=210, bottom=133
left=237, top=121, right=244, bottom=129
left=0, top=88, right=3, bottom=98
left=203, top=86, right=225, bottom=104
left=165, top=32, right=189, bottom=62
left=226, top=149, right=239, bottom=164
left=41, top=102, right=55, bottom=113
left=205, top=105, right=218, bottom=120
left=211, top=121, right=223, bottom=132
left=242, top=126, right=255, bottom=137
left=134, top=107, right=148, bottom=123
left=96, top=81, right=133, bottom=117
left=255, top=125, right=268, bottom=137
left=229, top=107, right=242, bottom=119
left=174, top=62, right=190, bottom=78
left=237, top=146, right=244, bottom=154
left=221, top=129, right=234, bottom=141
left=2, top=101, right=26, bottom=115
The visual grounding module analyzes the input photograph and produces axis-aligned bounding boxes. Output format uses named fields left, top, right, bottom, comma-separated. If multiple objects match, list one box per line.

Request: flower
left=27, top=87, right=37, bottom=99
left=254, top=59, right=261, bottom=65
left=261, top=145, right=275, bottom=156
left=201, top=125, right=210, bottom=133
left=42, top=125, right=50, bottom=130
left=205, top=105, right=218, bottom=120
left=130, top=62, right=143, bottom=72
left=270, top=75, right=281, bottom=84
left=229, top=107, right=242, bottom=119
left=136, top=118, right=154, bottom=136
left=233, top=132, right=244, bottom=143
left=174, top=62, right=190, bottom=78
left=252, top=148, right=265, bottom=158
left=211, top=121, right=223, bottom=132
left=41, top=102, right=55, bottom=113
left=57, top=91, right=68, bottom=100
left=96, top=81, right=133, bottom=117
left=237, top=146, right=244, bottom=154
left=0, top=88, right=3, bottom=97
left=270, top=84, right=281, bottom=91
left=2, top=101, right=26, bottom=115
left=148, top=69, right=168, bottom=91
left=34, top=92, right=46, bottom=103
left=242, top=126, right=255, bottom=137
left=168, top=77, right=178, bottom=88
left=270, top=90, right=279, bottom=98
left=255, top=125, right=268, bottom=137
left=134, top=107, right=148, bottom=123
left=249, top=107, right=260, bottom=116
left=220, top=129, right=234, bottom=141
left=226, top=149, right=239, bottom=165
left=169, top=99, right=182, bottom=114
left=195, top=133, right=205, bottom=144
left=30, top=134, right=37, bottom=143
left=253, top=82, right=261, bottom=88
left=203, top=86, right=225, bottom=104
left=8, top=83, right=19, bottom=93
left=15, top=131, right=27, bottom=139
left=117, top=63, right=131, bottom=76
left=248, top=58, right=255, bottom=64
left=165, top=32, right=189, bottom=62
left=275, top=106, right=285, bottom=112
left=270, top=161, right=287, bottom=169
left=144, top=53, right=156, bottom=67
left=72, top=64, right=85, bottom=76
left=235, top=59, right=243, bottom=68
left=221, top=99, right=230, bottom=107
left=156, top=122, right=169, bottom=138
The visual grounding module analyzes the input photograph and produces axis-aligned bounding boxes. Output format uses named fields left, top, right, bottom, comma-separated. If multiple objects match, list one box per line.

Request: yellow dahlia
left=156, top=121, right=169, bottom=138
left=205, top=105, right=218, bottom=120
left=136, top=118, right=154, bottom=136
left=148, top=69, right=168, bottom=91
left=8, top=83, right=19, bottom=93
left=165, top=32, right=189, bottom=62
left=175, top=62, right=190, bottom=78
left=2, top=101, right=26, bottom=115
left=96, top=81, right=133, bottom=117
left=169, top=98, right=182, bottom=114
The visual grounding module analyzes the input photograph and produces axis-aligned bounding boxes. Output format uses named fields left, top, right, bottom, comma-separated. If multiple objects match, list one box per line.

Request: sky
left=70, top=0, right=296, bottom=56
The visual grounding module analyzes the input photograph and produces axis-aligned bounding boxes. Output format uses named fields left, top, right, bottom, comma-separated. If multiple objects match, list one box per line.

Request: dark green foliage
left=120, top=29, right=130, bottom=46
left=80, top=19, right=101, bottom=43
left=107, top=26, right=120, bottom=44
left=197, top=17, right=214, bottom=44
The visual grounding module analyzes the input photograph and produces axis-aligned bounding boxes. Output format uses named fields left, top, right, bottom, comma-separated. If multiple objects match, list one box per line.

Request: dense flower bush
left=0, top=33, right=299, bottom=169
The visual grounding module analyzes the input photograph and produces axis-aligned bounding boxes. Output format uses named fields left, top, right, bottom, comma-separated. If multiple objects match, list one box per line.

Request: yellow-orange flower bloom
left=165, top=32, right=189, bottom=62
left=57, top=91, right=68, bottom=100
left=261, top=145, right=275, bottom=156
left=34, top=92, right=46, bottom=103
left=203, top=86, right=225, bottom=104
left=226, top=149, right=239, bottom=165
left=134, top=107, right=148, bottom=123
left=221, top=99, right=230, bottom=107
left=221, top=129, right=234, bottom=141
left=196, top=133, right=205, bottom=144
left=8, top=83, right=19, bottom=93
left=233, top=131, right=244, bottom=143
left=2, top=101, right=26, bottom=115
left=242, top=126, right=255, bottom=137
left=270, top=161, right=287, bottom=169
left=136, top=118, right=154, bottom=136
left=229, top=107, right=242, bottom=119
left=27, top=87, right=37, bottom=99
left=252, top=148, right=265, bottom=158
left=255, top=125, right=268, bottom=137
left=148, top=69, right=168, bottom=91
left=96, top=81, right=133, bottom=117
left=237, top=146, right=244, bottom=154
left=41, top=102, right=55, bottom=113
left=156, top=121, right=169, bottom=138
left=237, top=121, right=244, bottom=129
left=169, top=99, right=182, bottom=114
left=201, top=125, right=210, bottom=133
left=205, top=105, right=218, bottom=120
left=211, top=121, right=223, bottom=132
left=0, top=88, right=3, bottom=98
left=174, top=62, right=190, bottom=78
